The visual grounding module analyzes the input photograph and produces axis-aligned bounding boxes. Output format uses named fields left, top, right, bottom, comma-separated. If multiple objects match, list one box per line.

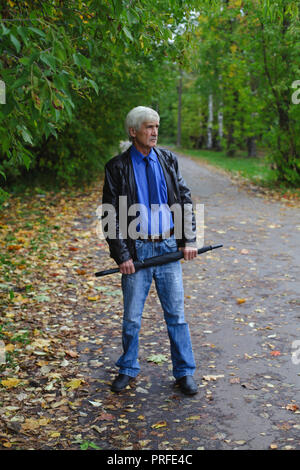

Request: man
left=102, top=106, right=198, bottom=395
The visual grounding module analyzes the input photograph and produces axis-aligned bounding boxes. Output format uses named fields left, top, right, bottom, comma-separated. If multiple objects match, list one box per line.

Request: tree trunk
left=207, top=94, right=213, bottom=149
left=176, top=69, right=183, bottom=147
left=216, top=103, right=223, bottom=151
left=247, top=136, right=257, bottom=157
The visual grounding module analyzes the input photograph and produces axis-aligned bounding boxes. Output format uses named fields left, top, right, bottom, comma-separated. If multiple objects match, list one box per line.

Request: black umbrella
left=95, top=244, right=223, bottom=277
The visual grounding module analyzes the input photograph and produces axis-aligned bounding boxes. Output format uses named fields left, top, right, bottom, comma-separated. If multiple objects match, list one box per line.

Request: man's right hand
left=119, top=258, right=135, bottom=274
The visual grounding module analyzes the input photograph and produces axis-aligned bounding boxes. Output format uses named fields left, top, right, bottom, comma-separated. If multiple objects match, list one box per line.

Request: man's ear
left=129, top=127, right=136, bottom=138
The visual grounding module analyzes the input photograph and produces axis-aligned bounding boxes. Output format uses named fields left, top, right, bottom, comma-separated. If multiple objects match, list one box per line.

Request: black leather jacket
left=102, top=146, right=196, bottom=265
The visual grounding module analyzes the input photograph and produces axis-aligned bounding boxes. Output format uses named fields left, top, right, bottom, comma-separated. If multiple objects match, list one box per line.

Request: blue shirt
left=130, top=145, right=174, bottom=236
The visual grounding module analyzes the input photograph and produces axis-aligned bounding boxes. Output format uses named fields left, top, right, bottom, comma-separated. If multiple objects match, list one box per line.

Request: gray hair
left=125, top=106, right=160, bottom=141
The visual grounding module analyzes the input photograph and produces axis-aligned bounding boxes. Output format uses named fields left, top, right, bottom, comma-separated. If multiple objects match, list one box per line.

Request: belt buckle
left=150, top=234, right=160, bottom=242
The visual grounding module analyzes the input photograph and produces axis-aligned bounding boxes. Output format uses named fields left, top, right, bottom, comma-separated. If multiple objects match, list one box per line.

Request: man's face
left=130, top=120, right=159, bottom=150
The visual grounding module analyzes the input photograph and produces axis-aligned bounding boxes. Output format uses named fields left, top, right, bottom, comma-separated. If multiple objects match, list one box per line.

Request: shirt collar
left=131, top=145, right=156, bottom=164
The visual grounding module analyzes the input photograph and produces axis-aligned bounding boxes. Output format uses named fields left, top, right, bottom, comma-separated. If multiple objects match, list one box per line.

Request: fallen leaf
left=151, top=421, right=167, bottom=429
left=286, top=403, right=299, bottom=412
left=203, top=374, right=224, bottom=381
left=241, top=382, right=258, bottom=390
left=97, top=413, right=115, bottom=421
left=229, top=377, right=240, bottom=384
left=270, top=350, right=281, bottom=357
left=21, top=417, right=51, bottom=431
left=8, top=245, right=22, bottom=251
left=65, top=350, right=79, bottom=358
left=65, top=378, right=83, bottom=390
left=1, top=378, right=21, bottom=388
left=146, top=354, right=168, bottom=364
left=236, top=298, right=246, bottom=304
left=76, top=269, right=86, bottom=275
left=3, top=442, right=12, bottom=448
left=139, top=440, right=151, bottom=447
left=89, top=400, right=102, bottom=407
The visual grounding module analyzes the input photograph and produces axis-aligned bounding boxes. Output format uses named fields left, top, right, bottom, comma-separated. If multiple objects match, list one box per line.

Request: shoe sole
left=175, top=382, right=198, bottom=395
left=111, top=378, right=135, bottom=392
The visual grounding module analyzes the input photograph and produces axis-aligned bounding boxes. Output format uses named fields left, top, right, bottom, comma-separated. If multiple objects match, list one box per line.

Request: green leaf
left=1, top=23, right=10, bottom=36
left=22, top=152, right=32, bottom=170
left=84, top=78, right=99, bottom=95
left=73, top=53, right=91, bottom=70
left=28, top=27, right=46, bottom=38
left=34, top=294, right=50, bottom=302
left=88, top=442, right=101, bottom=450
left=40, top=53, right=57, bottom=72
left=10, top=34, right=21, bottom=53
left=80, top=441, right=90, bottom=450
left=19, top=52, right=39, bottom=66
left=147, top=354, right=168, bottom=364
left=127, top=9, right=140, bottom=25
left=122, top=26, right=134, bottom=42
left=10, top=75, right=29, bottom=90
left=18, top=126, right=33, bottom=145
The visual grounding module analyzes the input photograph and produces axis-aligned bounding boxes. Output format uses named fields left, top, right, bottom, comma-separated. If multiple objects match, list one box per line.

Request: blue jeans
left=116, top=235, right=196, bottom=379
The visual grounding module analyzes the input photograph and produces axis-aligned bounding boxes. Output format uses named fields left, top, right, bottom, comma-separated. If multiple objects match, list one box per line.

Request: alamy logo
left=0, top=340, right=5, bottom=365
left=292, top=80, right=300, bottom=104
left=0, top=80, right=6, bottom=104
left=96, top=199, right=204, bottom=246
left=291, top=340, right=300, bottom=365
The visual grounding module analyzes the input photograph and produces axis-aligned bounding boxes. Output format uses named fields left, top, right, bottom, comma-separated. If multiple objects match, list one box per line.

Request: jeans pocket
left=164, top=236, right=178, bottom=252
left=135, top=239, right=144, bottom=250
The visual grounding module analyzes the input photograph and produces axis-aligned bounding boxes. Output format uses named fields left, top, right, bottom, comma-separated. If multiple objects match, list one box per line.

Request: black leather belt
left=137, top=227, right=174, bottom=242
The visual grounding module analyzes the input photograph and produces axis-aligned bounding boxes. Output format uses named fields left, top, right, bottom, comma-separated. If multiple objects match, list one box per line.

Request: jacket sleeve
left=102, top=162, right=132, bottom=265
left=172, top=153, right=197, bottom=247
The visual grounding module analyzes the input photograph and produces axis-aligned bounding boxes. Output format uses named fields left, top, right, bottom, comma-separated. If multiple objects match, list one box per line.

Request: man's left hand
left=179, top=246, right=198, bottom=261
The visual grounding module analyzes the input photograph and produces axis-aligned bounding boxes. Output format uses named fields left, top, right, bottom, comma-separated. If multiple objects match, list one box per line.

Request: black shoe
left=176, top=376, right=198, bottom=395
left=111, top=374, right=134, bottom=392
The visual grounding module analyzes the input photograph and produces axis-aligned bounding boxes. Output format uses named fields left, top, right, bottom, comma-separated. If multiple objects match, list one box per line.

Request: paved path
left=173, top=150, right=300, bottom=449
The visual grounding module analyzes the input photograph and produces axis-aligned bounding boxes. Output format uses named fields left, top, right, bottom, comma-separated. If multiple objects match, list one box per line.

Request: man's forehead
left=142, top=120, right=159, bottom=126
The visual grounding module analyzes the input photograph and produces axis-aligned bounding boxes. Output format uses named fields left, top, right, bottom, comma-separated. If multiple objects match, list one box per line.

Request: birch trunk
left=176, top=69, right=183, bottom=147
left=217, top=103, right=223, bottom=151
left=207, top=94, right=213, bottom=149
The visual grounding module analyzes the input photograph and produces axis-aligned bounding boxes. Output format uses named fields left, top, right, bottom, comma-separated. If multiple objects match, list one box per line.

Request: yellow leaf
left=185, top=415, right=201, bottom=421
left=21, top=417, right=50, bottom=431
left=137, top=415, right=145, bottom=420
left=5, top=344, right=15, bottom=352
left=3, top=442, right=12, bottom=448
left=37, top=360, right=49, bottom=366
left=1, top=378, right=20, bottom=388
left=87, top=295, right=100, bottom=301
left=65, top=378, right=83, bottom=389
left=203, top=374, right=224, bottom=381
left=49, top=431, right=61, bottom=438
left=139, top=440, right=151, bottom=447
left=151, top=421, right=167, bottom=429
left=31, top=338, right=51, bottom=349
left=236, top=298, right=246, bottom=304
